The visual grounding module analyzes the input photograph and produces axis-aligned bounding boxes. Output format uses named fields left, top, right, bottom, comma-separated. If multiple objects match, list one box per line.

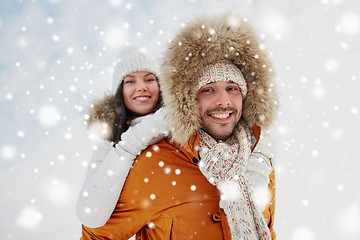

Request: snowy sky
left=1, top=0, right=360, bottom=239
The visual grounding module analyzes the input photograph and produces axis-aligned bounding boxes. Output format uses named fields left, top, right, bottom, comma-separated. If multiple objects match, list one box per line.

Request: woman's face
left=122, top=71, right=159, bottom=116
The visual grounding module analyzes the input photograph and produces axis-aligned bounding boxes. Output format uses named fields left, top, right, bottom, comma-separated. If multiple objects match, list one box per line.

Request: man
left=82, top=14, right=278, bottom=240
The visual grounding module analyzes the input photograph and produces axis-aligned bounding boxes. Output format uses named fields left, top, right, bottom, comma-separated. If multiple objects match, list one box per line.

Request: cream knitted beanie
left=197, top=61, right=247, bottom=99
left=112, top=50, right=160, bottom=94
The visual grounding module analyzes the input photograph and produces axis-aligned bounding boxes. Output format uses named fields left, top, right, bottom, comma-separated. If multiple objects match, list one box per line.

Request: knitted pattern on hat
left=112, top=51, right=160, bottom=94
left=197, top=61, right=247, bottom=99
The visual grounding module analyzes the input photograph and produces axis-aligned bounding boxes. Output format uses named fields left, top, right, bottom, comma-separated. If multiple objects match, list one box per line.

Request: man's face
left=197, top=81, right=243, bottom=141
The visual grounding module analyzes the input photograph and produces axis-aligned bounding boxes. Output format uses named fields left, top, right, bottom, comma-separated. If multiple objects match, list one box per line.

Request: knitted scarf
left=198, top=119, right=271, bottom=240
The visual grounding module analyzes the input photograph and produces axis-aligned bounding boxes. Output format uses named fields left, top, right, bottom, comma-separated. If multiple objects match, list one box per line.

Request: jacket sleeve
left=77, top=109, right=168, bottom=228
left=246, top=152, right=273, bottom=212
left=247, top=127, right=276, bottom=238
left=246, top=128, right=274, bottom=211
left=76, top=138, right=136, bottom=228
left=81, top=153, right=152, bottom=240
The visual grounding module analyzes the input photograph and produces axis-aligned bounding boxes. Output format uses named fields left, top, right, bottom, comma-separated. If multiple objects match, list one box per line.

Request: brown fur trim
left=87, top=94, right=116, bottom=140
left=160, top=14, right=279, bottom=145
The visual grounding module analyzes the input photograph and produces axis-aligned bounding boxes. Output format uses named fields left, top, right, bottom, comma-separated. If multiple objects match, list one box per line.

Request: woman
left=76, top=49, right=168, bottom=228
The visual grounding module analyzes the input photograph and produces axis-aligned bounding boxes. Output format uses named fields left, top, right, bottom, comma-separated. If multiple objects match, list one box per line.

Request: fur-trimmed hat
left=160, top=14, right=279, bottom=145
left=112, top=49, right=160, bottom=94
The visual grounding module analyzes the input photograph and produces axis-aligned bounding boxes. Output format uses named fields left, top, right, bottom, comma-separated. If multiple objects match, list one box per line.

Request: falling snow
left=37, top=104, right=61, bottom=128
left=292, top=226, right=315, bottom=240
left=148, top=222, right=155, bottom=229
left=1, top=145, right=17, bottom=160
left=17, top=206, right=43, bottom=229
left=1, top=1, right=360, bottom=240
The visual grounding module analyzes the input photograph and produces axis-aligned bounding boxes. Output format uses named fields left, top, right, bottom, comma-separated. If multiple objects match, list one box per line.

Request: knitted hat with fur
left=112, top=48, right=160, bottom=94
left=160, top=14, right=279, bottom=145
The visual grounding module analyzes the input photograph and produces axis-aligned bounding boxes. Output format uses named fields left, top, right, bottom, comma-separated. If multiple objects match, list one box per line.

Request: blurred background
left=1, top=0, right=359, bottom=239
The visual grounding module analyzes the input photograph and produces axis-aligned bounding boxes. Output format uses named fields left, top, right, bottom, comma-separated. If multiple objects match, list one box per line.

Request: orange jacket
left=81, top=128, right=276, bottom=240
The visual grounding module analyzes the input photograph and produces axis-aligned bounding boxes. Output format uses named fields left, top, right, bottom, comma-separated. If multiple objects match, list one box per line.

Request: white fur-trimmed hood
left=160, top=14, right=279, bottom=145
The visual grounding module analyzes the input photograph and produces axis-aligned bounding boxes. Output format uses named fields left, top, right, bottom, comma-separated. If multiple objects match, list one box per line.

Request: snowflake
left=17, top=206, right=43, bottom=229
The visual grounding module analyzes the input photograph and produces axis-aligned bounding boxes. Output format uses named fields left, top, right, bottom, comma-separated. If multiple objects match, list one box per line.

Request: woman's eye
left=124, top=80, right=134, bottom=84
left=146, top=78, right=156, bottom=82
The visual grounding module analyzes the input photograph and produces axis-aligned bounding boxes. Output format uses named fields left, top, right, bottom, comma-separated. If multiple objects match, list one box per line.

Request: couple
left=77, top=14, right=278, bottom=240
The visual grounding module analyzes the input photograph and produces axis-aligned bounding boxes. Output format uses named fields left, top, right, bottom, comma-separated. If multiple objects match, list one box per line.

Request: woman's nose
left=136, top=80, right=148, bottom=91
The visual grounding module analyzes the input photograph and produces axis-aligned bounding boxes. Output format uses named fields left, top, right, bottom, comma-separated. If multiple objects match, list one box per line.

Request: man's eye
left=227, top=86, right=239, bottom=91
left=201, top=88, right=213, bottom=92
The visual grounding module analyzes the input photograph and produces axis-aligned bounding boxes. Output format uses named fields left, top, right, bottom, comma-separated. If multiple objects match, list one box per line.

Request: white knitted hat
left=197, top=61, right=247, bottom=99
left=112, top=50, right=160, bottom=94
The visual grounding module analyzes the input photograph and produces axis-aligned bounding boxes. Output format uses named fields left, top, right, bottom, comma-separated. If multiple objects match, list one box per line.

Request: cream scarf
left=198, top=119, right=271, bottom=240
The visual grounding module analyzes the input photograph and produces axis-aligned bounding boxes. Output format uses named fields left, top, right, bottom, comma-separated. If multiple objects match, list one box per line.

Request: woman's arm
left=246, top=130, right=275, bottom=212
left=76, top=139, right=136, bottom=228
left=76, top=108, right=169, bottom=228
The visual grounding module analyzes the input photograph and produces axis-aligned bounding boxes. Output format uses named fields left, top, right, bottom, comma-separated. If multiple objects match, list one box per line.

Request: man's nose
left=215, top=90, right=231, bottom=106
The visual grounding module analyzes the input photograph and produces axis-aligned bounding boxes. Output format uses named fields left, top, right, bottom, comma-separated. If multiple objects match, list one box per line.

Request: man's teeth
left=211, top=113, right=230, bottom=119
